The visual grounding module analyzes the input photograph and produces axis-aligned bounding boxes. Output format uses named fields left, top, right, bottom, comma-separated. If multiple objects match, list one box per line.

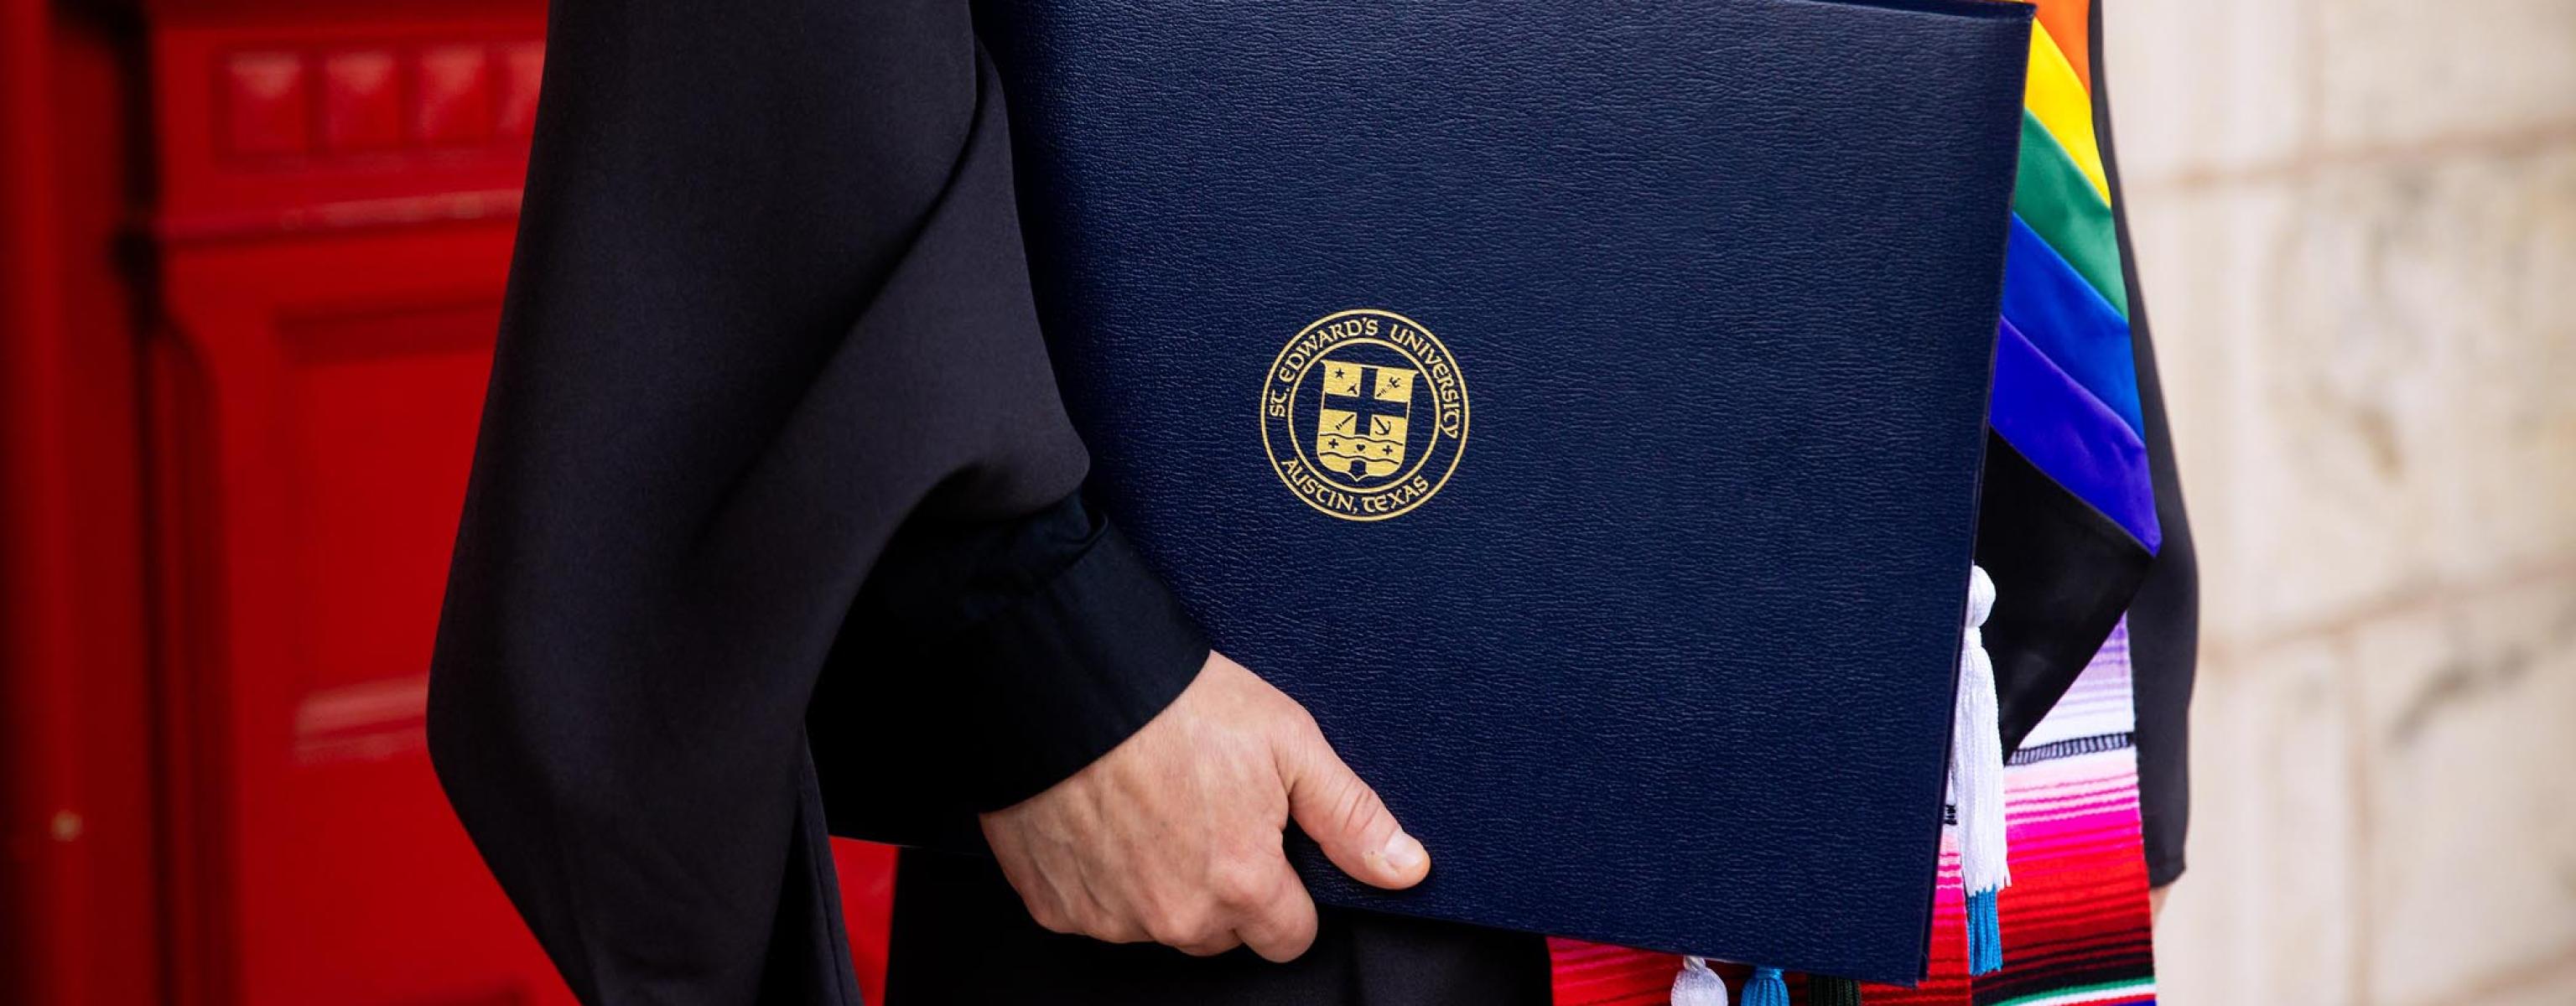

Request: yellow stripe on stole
left=2025, top=23, right=2111, bottom=205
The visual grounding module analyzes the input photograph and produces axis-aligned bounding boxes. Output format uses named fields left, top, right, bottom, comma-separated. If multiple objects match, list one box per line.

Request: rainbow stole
left=1993, top=0, right=2158, bottom=553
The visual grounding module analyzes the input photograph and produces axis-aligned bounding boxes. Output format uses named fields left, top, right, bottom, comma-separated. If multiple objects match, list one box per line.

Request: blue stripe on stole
left=2002, top=215, right=2144, bottom=434
left=1992, top=319, right=2162, bottom=550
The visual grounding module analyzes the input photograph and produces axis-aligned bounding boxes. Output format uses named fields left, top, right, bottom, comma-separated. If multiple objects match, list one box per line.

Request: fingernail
left=1381, top=831, right=1425, bottom=873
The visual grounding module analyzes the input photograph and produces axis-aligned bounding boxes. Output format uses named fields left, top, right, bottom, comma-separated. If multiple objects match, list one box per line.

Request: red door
left=143, top=13, right=584, bottom=1005
left=101, top=4, right=896, bottom=1004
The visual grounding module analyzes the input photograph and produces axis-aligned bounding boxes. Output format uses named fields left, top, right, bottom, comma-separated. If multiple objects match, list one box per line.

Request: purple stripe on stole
left=2002, top=215, right=2143, bottom=433
left=1992, top=319, right=2162, bottom=550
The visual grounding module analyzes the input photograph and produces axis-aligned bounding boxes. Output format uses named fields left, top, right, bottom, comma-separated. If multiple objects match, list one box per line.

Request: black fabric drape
left=426, top=0, right=1203, bottom=1002
left=2092, top=0, right=2202, bottom=889
left=1977, top=435, right=2154, bottom=750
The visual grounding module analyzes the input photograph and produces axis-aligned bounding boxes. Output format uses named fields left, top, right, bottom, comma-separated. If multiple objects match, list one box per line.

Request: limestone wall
left=2104, top=0, right=2576, bottom=1000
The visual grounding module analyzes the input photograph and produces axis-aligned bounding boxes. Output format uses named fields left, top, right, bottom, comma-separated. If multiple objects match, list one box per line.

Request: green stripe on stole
left=2012, top=111, right=2128, bottom=318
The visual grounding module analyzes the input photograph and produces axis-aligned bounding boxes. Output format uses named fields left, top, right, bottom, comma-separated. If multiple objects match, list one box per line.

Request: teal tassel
left=1742, top=966, right=1790, bottom=1006
left=1809, top=974, right=1864, bottom=1006
left=1966, top=889, right=2004, bottom=975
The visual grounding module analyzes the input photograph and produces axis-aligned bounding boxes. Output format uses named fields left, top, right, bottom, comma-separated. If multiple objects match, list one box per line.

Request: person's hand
left=978, top=652, right=1428, bottom=962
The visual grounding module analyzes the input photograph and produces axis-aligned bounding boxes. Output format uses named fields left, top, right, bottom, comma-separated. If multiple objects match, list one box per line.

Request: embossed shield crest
left=1314, top=359, right=1416, bottom=482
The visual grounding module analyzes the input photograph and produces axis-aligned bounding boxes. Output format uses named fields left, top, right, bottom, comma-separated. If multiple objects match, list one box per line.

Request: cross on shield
left=1314, top=360, right=1417, bottom=482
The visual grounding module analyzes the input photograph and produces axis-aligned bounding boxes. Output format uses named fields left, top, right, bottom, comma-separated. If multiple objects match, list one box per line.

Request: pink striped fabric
left=1549, top=624, right=2159, bottom=1006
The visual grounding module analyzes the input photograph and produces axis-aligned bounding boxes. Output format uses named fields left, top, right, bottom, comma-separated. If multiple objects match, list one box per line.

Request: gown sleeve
left=2092, top=0, right=2200, bottom=889
left=424, top=0, right=1203, bottom=1001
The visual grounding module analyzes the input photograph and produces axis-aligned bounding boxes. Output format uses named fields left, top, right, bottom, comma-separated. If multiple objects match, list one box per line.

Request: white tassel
left=1952, top=566, right=2009, bottom=893
left=1672, top=955, right=1730, bottom=1006
left=1950, top=566, right=2009, bottom=973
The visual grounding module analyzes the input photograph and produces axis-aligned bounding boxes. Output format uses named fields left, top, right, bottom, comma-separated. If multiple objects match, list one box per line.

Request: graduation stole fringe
left=1671, top=956, right=1727, bottom=1006
left=1669, top=959, right=1791, bottom=1006
left=1809, top=974, right=1865, bottom=1006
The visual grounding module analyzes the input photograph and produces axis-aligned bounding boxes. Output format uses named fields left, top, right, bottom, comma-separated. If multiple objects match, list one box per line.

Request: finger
left=1088, top=915, right=1152, bottom=945
left=1233, top=866, right=1322, bottom=962
left=1082, top=888, right=1152, bottom=945
left=1176, top=931, right=1246, bottom=957
left=1278, top=722, right=1429, bottom=890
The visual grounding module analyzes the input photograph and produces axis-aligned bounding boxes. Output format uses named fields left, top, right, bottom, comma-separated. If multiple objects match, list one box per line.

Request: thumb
left=1278, top=722, right=1429, bottom=890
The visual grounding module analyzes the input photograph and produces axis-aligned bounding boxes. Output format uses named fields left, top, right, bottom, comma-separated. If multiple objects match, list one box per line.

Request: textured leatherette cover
left=984, top=0, right=2032, bottom=983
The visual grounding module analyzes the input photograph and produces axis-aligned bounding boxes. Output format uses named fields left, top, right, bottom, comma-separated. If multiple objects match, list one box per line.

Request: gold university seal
left=1259, top=309, right=1469, bottom=521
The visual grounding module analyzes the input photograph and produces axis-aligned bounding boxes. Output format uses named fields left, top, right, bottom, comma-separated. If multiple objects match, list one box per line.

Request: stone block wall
left=2103, top=0, right=2576, bottom=1000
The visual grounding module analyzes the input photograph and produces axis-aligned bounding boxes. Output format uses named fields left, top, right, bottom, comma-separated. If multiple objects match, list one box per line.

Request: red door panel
left=148, top=224, right=570, bottom=1006
left=131, top=9, right=898, bottom=1005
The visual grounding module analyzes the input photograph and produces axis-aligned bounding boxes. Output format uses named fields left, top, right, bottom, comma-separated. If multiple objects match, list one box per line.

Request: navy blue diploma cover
left=986, top=0, right=2033, bottom=983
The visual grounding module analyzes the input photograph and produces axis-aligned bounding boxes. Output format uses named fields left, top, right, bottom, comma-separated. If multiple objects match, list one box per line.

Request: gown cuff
left=941, top=507, right=1211, bottom=812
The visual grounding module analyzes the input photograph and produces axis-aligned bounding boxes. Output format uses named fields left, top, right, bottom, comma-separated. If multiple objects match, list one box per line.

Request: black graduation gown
left=425, top=0, right=2193, bottom=1003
